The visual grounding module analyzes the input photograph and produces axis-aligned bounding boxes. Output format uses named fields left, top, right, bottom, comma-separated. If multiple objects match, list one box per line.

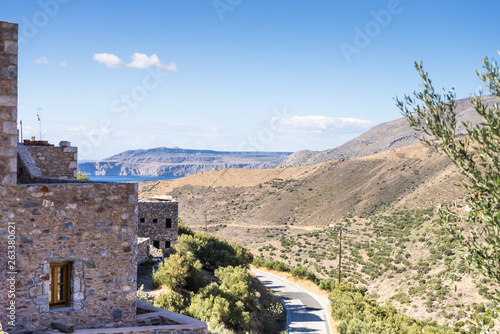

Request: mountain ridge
left=78, top=147, right=292, bottom=177
left=277, top=95, right=497, bottom=167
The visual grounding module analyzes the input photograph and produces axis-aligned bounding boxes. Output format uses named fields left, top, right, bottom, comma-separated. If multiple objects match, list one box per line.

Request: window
left=165, top=241, right=171, bottom=249
left=152, top=240, right=160, bottom=248
left=139, top=217, right=145, bottom=223
left=165, top=218, right=172, bottom=228
left=152, top=218, right=158, bottom=223
left=50, top=262, right=71, bottom=308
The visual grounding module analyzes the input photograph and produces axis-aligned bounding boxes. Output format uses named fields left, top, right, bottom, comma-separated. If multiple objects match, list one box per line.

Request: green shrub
left=188, top=283, right=252, bottom=333
left=291, top=265, right=318, bottom=283
left=154, top=290, right=188, bottom=313
left=178, top=218, right=195, bottom=236
left=153, top=252, right=206, bottom=292
left=215, top=265, right=256, bottom=311
left=329, top=284, right=455, bottom=334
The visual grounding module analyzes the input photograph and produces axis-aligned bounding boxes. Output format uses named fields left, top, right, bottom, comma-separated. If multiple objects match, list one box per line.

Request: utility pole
left=332, top=224, right=347, bottom=285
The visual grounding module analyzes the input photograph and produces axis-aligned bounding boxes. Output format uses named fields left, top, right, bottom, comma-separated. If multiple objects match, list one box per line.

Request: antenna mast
left=37, top=107, right=43, bottom=140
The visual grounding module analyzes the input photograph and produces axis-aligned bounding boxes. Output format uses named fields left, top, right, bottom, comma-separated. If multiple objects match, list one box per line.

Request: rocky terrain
left=138, top=142, right=498, bottom=329
left=78, top=147, right=291, bottom=177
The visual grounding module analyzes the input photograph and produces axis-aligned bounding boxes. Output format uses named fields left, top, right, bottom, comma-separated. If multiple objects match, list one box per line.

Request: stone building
left=138, top=196, right=178, bottom=252
left=0, top=21, right=206, bottom=333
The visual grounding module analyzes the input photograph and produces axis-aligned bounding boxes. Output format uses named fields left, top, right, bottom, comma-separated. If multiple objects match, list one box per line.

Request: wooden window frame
left=165, top=218, right=172, bottom=228
left=139, top=217, right=145, bottom=223
left=152, top=240, right=160, bottom=249
left=50, top=262, right=71, bottom=308
left=165, top=241, right=171, bottom=249
left=152, top=218, right=158, bottom=223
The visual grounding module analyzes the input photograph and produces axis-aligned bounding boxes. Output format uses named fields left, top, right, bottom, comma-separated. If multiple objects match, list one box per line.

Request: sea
left=87, top=175, right=180, bottom=183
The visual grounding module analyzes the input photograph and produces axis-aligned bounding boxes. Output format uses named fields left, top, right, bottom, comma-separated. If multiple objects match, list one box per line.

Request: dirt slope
left=140, top=142, right=466, bottom=246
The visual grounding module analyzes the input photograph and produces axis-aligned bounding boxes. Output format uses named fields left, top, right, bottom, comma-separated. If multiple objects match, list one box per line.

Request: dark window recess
left=165, top=218, right=172, bottom=228
left=50, top=262, right=71, bottom=308
left=139, top=217, right=145, bottom=223
left=165, top=241, right=171, bottom=248
left=152, top=218, right=158, bottom=223
left=153, top=240, right=160, bottom=248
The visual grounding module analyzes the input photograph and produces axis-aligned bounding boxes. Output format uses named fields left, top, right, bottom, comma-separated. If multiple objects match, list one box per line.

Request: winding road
left=251, top=269, right=332, bottom=334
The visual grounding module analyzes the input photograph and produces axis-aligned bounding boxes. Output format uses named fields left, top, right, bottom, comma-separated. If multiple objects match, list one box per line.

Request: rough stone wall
left=0, top=21, right=18, bottom=185
left=25, top=144, right=78, bottom=179
left=0, top=182, right=138, bottom=332
left=137, top=237, right=150, bottom=262
left=138, top=200, right=178, bottom=249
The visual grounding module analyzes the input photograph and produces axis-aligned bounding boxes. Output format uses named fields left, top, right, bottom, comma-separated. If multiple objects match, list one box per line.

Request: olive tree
left=395, top=54, right=500, bottom=291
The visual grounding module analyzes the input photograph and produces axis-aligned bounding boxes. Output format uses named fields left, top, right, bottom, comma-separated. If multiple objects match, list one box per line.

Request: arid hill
left=276, top=95, right=497, bottom=168
left=139, top=143, right=499, bottom=330
left=139, top=142, right=466, bottom=245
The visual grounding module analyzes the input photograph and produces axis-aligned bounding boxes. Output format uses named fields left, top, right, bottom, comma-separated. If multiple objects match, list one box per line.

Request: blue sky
left=2, top=1, right=500, bottom=160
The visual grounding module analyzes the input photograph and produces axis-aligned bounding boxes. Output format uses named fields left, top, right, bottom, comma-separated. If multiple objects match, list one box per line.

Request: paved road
left=252, top=269, right=331, bottom=334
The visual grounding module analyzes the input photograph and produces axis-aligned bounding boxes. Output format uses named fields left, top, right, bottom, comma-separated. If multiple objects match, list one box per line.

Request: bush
left=154, top=290, right=188, bottom=313
left=188, top=283, right=252, bottom=333
left=77, top=172, right=89, bottom=180
left=176, top=232, right=253, bottom=271
left=252, top=256, right=290, bottom=272
left=291, top=265, right=318, bottom=284
left=216, top=265, right=256, bottom=311
left=153, top=252, right=206, bottom=292
left=329, top=284, right=455, bottom=334
left=178, top=218, right=195, bottom=236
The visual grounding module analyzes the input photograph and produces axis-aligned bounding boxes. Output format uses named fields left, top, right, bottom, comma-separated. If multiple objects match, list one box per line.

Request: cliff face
left=78, top=147, right=291, bottom=177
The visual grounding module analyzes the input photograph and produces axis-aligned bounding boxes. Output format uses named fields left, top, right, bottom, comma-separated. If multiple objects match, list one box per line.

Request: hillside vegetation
left=140, top=143, right=465, bottom=234
left=139, top=141, right=500, bottom=331
left=141, top=221, right=285, bottom=334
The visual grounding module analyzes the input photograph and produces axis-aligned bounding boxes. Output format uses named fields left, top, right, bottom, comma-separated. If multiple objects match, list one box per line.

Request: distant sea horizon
left=87, top=175, right=181, bottom=183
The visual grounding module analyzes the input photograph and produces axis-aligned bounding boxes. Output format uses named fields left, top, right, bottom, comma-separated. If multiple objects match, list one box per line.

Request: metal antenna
left=37, top=107, right=43, bottom=140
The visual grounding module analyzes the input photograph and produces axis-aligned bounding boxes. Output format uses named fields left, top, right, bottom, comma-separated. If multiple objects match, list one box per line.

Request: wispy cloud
left=60, top=61, right=67, bottom=67
left=92, top=52, right=178, bottom=71
left=34, top=57, right=51, bottom=65
left=269, top=115, right=373, bottom=134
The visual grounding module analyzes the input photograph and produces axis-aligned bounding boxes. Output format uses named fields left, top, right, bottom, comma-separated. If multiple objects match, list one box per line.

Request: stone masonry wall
left=138, top=200, right=178, bottom=249
left=0, top=182, right=138, bottom=332
left=25, top=144, right=78, bottom=179
left=0, top=21, right=18, bottom=185
left=137, top=237, right=150, bottom=263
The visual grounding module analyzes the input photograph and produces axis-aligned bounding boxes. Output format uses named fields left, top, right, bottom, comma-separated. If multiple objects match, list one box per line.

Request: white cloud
left=268, top=115, right=373, bottom=134
left=92, top=52, right=178, bottom=71
left=34, top=57, right=51, bottom=65
left=60, top=61, right=67, bottom=67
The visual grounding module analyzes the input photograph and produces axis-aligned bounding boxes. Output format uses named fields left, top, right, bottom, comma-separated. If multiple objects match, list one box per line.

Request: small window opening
left=50, top=262, right=71, bottom=308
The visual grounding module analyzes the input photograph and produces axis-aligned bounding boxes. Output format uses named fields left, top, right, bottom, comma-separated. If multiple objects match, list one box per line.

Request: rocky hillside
left=139, top=142, right=466, bottom=238
left=78, top=147, right=291, bottom=177
left=138, top=142, right=498, bottom=330
left=276, top=95, right=496, bottom=167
